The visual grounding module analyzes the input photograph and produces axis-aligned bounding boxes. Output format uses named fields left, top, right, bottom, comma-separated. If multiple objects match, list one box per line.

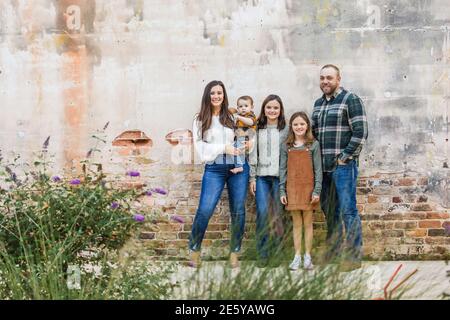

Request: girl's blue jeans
left=255, top=176, right=285, bottom=260
left=189, top=158, right=249, bottom=253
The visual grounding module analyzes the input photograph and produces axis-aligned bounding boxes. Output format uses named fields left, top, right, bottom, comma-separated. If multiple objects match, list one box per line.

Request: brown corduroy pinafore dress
left=286, top=148, right=319, bottom=211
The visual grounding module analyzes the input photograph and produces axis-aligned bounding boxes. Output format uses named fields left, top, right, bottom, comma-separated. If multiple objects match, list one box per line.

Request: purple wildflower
left=133, top=214, right=145, bottom=222
left=70, top=179, right=81, bottom=185
left=445, top=223, right=450, bottom=236
left=152, top=187, right=167, bottom=195
left=145, top=190, right=153, bottom=196
left=127, top=171, right=140, bottom=177
left=171, top=215, right=184, bottom=224
left=52, top=176, right=61, bottom=182
left=110, top=202, right=119, bottom=209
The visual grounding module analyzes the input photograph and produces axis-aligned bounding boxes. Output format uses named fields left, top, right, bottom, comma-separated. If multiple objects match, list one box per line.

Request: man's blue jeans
left=255, top=176, right=285, bottom=260
left=189, top=160, right=249, bottom=253
left=320, top=160, right=363, bottom=262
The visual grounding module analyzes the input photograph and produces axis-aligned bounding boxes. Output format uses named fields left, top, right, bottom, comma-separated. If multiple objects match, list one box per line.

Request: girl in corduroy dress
left=279, top=112, right=322, bottom=270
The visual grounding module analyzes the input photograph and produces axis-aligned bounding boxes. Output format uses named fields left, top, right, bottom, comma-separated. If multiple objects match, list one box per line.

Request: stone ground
left=164, top=260, right=449, bottom=300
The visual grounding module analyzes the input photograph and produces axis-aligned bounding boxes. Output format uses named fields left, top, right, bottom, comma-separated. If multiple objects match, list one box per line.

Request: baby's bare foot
left=230, top=167, right=244, bottom=174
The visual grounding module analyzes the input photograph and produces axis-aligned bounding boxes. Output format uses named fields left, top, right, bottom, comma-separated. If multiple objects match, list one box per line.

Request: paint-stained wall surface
left=0, top=0, right=449, bottom=260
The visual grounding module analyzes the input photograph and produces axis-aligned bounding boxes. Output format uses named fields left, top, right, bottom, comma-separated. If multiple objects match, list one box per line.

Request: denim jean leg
left=332, top=161, right=363, bottom=262
left=269, top=177, right=285, bottom=251
left=321, top=172, right=342, bottom=260
left=189, top=164, right=226, bottom=251
left=255, top=176, right=271, bottom=260
left=226, top=162, right=249, bottom=252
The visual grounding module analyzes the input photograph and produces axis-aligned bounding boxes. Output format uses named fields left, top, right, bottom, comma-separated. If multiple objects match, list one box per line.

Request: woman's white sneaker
left=289, top=255, right=302, bottom=270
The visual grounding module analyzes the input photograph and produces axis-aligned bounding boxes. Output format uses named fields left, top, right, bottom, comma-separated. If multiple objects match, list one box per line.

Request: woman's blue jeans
left=255, top=176, right=285, bottom=260
left=189, top=159, right=249, bottom=253
left=320, top=160, right=363, bottom=262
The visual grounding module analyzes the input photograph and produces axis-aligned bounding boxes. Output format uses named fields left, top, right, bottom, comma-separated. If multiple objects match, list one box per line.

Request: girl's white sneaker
left=303, top=254, right=314, bottom=270
left=289, top=255, right=302, bottom=271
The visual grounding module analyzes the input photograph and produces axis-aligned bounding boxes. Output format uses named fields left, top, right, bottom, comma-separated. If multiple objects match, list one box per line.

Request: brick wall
left=118, top=162, right=450, bottom=261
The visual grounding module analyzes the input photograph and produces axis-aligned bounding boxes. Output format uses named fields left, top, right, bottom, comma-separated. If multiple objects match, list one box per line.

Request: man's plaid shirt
left=312, top=87, right=368, bottom=172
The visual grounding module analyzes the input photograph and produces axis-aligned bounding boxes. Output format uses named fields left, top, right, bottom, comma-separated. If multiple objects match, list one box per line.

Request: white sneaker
left=303, top=254, right=314, bottom=270
left=289, top=255, right=302, bottom=270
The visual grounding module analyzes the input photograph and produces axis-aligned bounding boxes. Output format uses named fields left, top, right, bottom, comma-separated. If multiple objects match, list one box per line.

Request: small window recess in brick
left=165, top=129, right=193, bottom=146
left=112, top=130, right=153, bottom=156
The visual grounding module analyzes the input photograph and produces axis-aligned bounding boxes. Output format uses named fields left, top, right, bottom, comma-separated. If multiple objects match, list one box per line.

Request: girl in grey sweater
left=249, top=95, right=288, bottom=266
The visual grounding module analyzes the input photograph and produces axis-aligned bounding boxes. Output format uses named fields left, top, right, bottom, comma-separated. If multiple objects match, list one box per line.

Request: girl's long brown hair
left=196, top=80, right=234, bottom=140
left=256, top=94, right=286, bottom=130
left=285, top=111, right=315, bottom=148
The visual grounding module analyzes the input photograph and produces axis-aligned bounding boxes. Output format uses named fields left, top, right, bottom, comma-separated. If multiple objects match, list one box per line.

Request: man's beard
left=321, top=84, right=338, bottom=94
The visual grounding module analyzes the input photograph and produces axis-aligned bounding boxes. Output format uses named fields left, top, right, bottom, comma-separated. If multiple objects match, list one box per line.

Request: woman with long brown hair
left=188, top=80, right=250, bottom=268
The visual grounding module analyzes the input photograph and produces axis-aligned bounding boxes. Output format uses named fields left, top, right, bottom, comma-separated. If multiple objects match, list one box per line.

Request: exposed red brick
left=157, top=232, right=177, bottom=240
left=357, top=180, right=368, bottom=187
left=364, top=230, right=383, bottom=239
left=411, top=204, right=432, bottom=211
left=426, top=212, right=450, bottom=219
left=158, top=224, right=183, bottom=232
left=368, top=221, right=394, bottom=230
left=405, top=229, right=427, bottom=237
left=402, top=238, right=425, bottom=245
left=373, top=187, right=394, bottom=195
left=357, top=187, right=372, bottom=195
left=177, top=232, right=191, bottom=240
left=154, top=248, right=168, bottom=255
left=384, top=237, right=402, bottom=245
left=403, top=212, right=427, bottom=220
left=382, top=213, right=404, bottom=220
left=382, top=230, right=404, bottom=237
left=206, top=224, right=229, bottom=232
left=428, top=229, right=446, bottom=237
left=425, top=237, right=450, bottom=245
left=416, top=195, right=428, bottom=203
left=142, top=240, right=165, bottom=249
left=419, top=221, right=442, bottom=229
left=392, top=196, right=403, bottom=203
left=387, top=204, right=411, bottom=213
left=394, top=178, right=416, bottom=186
left=164, top=240, right=189, bottom=249
left=364, top=203, right=387, bottom=212
left=361, top=214, right=381, bottom=220
left=139, top=232, right=155, bottom=240
left=394, top=221, right=418, bottom=230
left=204, top=232, right=223, bottom=239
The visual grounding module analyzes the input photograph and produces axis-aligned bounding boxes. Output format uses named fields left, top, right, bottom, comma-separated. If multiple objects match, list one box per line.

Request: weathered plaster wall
left=0, top=0, right=449, bottom=259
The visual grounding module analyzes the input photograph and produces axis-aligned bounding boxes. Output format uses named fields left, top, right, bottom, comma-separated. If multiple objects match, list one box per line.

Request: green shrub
left=0, top=131, right=168, bottom=299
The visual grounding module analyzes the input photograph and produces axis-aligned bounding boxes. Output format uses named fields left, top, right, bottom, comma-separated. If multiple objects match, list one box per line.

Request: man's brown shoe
left=229, top=252, right=239, bottom=268
left=186, top=251, right=201, bottom=268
